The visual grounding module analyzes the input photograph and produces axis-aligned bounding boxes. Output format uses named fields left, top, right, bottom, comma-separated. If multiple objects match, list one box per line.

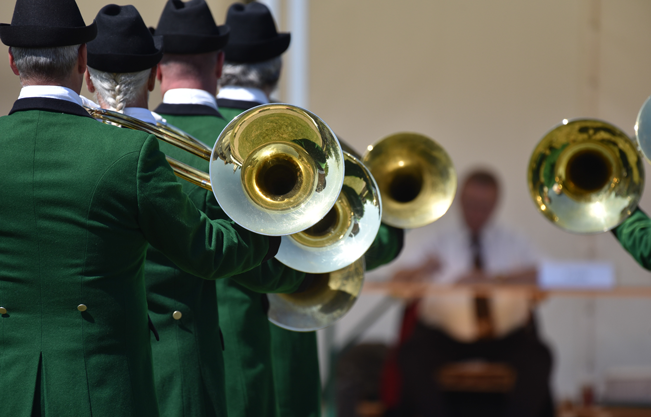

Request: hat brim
left=160, top=25, right=230, bottom=55
left=0, top=22, right=97, bottom=47
left=224, top=33, right=290, bottom=63
left=87, top=49, right=163, bottom=73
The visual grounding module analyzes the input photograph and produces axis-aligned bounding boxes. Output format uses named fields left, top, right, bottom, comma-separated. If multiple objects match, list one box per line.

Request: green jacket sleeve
left=364, top=223, right=405, bottom=271
left=233, top=258, right=307, bottom=294
left=136, top=136, right=271, bottom=279
left=613, top=207, right=651, bottom=270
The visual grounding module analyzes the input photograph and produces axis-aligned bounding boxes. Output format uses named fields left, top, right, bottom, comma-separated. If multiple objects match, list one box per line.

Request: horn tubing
left=86, top=107, right=212, bottom=161
left=166, top=156, right=212, bottom=191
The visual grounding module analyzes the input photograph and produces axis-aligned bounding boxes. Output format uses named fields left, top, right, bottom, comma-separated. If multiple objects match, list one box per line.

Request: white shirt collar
left=123, top=107, right=162, bottom=125
left=18, top=86, right=84, bottom=107
left=217, top=86, right=269, bottom=105
left=163, top=88, right=219, bottom=112
left=80, top=95, right=100, bottom=109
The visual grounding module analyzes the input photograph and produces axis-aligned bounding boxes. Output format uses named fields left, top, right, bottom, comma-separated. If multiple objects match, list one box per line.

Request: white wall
left=307, top=0, right=651, bottom=402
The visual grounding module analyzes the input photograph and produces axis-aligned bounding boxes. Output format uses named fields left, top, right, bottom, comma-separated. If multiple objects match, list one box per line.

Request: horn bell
left=210, top=103, right=345, bottom=236
left=363, top=132, right=456, bottom=229
left=635, top=95, right=651, bottom=163
left=274, top=152, right=382, bottom=274
left=527, top=119, right=644, bottom=233
left=267, top=257, right=365, bottom=331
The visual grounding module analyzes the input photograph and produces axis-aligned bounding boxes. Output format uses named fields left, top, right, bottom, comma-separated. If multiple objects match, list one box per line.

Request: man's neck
left=21, top=78, right=82, bottom=95
left=128, top=96, right=149, bottom=110
left=97, top=94, right=149, bottom=111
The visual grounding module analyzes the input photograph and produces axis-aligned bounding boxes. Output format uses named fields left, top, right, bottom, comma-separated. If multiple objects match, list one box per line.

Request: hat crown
left=223, top=2, right=290, bottom=63
left=156, top=0, right=221, bottom=36
left=86, top=4, right=161, bottom=73
left=226, top=3, right=280, bottom=43
left=11, top=0, right=87, bottom=28
left=89, top=5, right=157, bottom=57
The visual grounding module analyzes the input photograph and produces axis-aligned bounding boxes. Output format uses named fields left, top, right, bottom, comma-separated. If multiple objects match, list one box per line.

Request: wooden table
left=558, top=406, right=651, bottom=417
left=362, top=281, right=651, bottom=299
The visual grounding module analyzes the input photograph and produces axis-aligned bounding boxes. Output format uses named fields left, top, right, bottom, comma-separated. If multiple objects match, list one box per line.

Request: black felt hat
left=155, top=0, right=229, bottom=54
left=87, top=5, right=162, bottom=73
left=224, top=2, right=290, bottom=63
left=0, top=0, right=97, bottom=47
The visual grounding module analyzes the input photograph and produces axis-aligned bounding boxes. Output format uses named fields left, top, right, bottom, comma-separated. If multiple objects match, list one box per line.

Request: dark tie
left=470, top=232, right=494, bottom=339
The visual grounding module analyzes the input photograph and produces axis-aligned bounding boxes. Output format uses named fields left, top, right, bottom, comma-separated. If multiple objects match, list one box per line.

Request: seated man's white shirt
left=416, top=222, right=541, bottom=342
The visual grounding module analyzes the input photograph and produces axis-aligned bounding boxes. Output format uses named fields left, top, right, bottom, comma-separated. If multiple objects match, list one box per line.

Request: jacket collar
left=215, top=98, right=262, bottom=111
left=9, top=97, right=93, bottom=119
left=154, top=102, right=224, bottom=118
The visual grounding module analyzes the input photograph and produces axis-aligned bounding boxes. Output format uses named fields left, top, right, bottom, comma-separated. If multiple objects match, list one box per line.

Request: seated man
left=397, top=169, right=553, bottom=417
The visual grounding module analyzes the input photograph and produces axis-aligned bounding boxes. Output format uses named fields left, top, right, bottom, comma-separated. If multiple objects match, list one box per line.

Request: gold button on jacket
left=172, top=311, right=182, bottom=320
left=77, top=304, right=87, bottom=312
left=0, top=307, right=6, bottom=314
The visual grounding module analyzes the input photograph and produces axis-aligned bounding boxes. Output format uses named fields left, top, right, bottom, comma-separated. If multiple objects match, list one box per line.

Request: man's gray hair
left=87, top=67, right=151, bottom=112
left=219, top=57, right=282, bottom=91
left=11, top=45, right=81, bottom=81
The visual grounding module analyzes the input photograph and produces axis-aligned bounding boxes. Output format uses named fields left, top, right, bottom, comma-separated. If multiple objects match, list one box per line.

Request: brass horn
left=267, top=257, right=365, bottom=331
left=89, top=106, right=360, bottom=332
left=274, top=151, right=382, bottom=273
left=363, top=132, right=457, bottom=229
left=88, top=104, right=345, bottom=236
left=635, top=96, right=651, bottom=163
left=86, top=107, right=214, bottom=190
left=210, top=104, right=345, bottom=236
left=527, top=119, right=644, bottom=233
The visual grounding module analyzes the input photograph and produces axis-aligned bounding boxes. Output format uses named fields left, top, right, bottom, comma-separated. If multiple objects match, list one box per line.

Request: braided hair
left=87, top=66, right=151, bottom=112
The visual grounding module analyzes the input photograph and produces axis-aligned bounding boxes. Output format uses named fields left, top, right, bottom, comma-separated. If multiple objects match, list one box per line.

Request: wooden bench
left=437, top=361, right=516, bottom=393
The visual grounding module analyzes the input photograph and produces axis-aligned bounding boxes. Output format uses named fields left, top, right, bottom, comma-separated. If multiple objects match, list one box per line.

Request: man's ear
left=156, top=63, right=163, bottom=82
left=77, top=44, right=87, bottom=75
left=8, top=47, right=20, bottom=76
left=85, top=70, right=95, bottom=93
left=148, top=66, right=157, bottom=92
left=216, top=50, right=225, bottom=79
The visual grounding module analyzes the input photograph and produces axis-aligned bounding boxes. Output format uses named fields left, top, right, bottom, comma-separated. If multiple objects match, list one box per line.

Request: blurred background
left=3, top=0, right=651, bottom=414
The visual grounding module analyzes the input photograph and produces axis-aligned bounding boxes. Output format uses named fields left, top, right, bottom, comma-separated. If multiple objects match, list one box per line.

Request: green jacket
left=217, top=100, right=405, bottom=417
left=0, top=98, right=273, bottom=417
left=270, top=224, right=404, bottom=417
left=613, top=207, right=651, bottom=270
left=217, top=262, right=305, bottom=417
left=153, top=102, right=305, bottom=417
left=215, top=98, right=263, bottom=122
left=213, top=99, right=306, bottom=417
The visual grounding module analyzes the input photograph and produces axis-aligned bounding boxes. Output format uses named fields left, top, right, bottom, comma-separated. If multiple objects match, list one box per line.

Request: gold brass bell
left=527, top=119, right=643, bottom=233
left=363, top=132, right=456, bottom=229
